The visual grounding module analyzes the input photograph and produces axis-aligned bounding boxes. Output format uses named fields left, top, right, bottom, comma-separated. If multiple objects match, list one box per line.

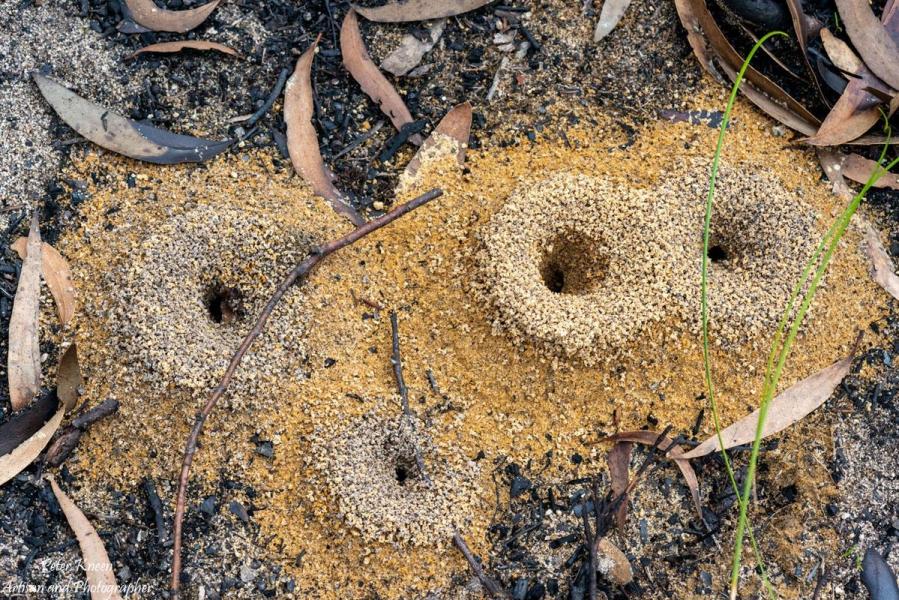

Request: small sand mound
left=478, top=163, right=821, bottom=363
left=109, top=204, right=317, bottom=395
left=311, top=406, right=480, bottom=546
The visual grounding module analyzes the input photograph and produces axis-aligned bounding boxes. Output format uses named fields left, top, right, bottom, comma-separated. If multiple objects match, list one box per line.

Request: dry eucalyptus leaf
left=806, top=30, right=897, bottom=146
left=57, top=344, right=83, bottom=413
left=48, top=476, right=124, bottom=600
left=596, top=538, right=634, bottom=586
left=594, top=0, right=633, bottom=42
left=0, top=391, right=59, bottom=456
left=607, top=442, right=632, bottom=530
left=11, top=236, right=77, bottom=326
left=404, top=102, right=472, bottom=179
left=835, top=0, right=899, bottom=90
left=817, top=149, right=854, bottom=199
left=354, top=0, right=493, bottom=22
left=127, top=40, right=239, bottom=59
left=124, top=0, right=220, bottom=33
left=0, top=405, right=63, bottom=486
left=683, top=356, right=853, bottom=459
left=8, top=214, right=42, bottom=412
left=603, top=430, right=702, bottom=518
left=863, top=224, right=899, bottom=301
left=34, top=74, right=232, bottom=165
left=285, top=36, right=363, bottom=226
left=341, top=9, right=422, bottom=145
left=842, top=153, right=899, bottom=189
left=381, top=19, right=446, bottom=76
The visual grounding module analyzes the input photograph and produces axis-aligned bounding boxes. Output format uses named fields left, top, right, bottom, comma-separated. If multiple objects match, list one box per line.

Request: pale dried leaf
left=596, top=538, right=633, bottom=586
left=285, top=36, right=363, bottom=225
left=12, top=236, right=77, bottom=326
left=341, top=9, right=422, bottom=144
left=354, top=0, right=493, bottom=22
left=607, top=442, right=632, bottom=530
left=843, top=153, right=899, bottom=188
left=594, top=0, right=633, bottom=42
left=381, top=19, right=445, bottom=76
left=57, top=344, right=82, bottom=413
left=816, top=149, right=854, bottom=199
left=124, top=0, right=220, bottom=33
left=863, top=224, right=899, bottom=301
left=48, top=476, right=124, bottom=600
left=127, top=40, right=239, bottom=59
left=0, top=407, right=63, bottom=486
left=603, top=431, right=702, bottom=518
left=404, top=102, right=472, bottom=179
left=34, top=74, right=232, bottom=164
left=9, top=214, right=42, bottom=411
left=683, top=357, right=853, bottom=459
left=835, top=0, right=899, bottom=90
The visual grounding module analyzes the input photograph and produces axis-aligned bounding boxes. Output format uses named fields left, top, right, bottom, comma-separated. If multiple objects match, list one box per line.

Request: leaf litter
left=126, top=40, right=240, bottom=60
left=11, top=236, right=77, bottom=327
left=8, top=214, right=42, bottom=412
left=123, top=0, right=221, bottom=34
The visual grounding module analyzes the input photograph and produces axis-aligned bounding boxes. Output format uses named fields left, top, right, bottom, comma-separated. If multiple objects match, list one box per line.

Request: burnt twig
left=143, top=477, right=167, bottom=545
left=169, top=188, right=443, bottom=596
left=43, top=398, right=120, bottom=467
left=390, top=310, right=430, bottom=484
left=453, top=530, right=510, bottom=598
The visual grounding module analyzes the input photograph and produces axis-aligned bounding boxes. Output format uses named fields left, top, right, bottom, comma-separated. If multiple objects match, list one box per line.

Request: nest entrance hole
left=539, top=230, right=608, bottom=295
left=205, top=283, right=244, bottom=324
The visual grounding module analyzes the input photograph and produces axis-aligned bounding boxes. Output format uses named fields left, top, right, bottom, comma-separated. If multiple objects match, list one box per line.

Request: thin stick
left=390, top=310, right=430, bottom=483
left=581, top=502, right=597, bottom=600
left=453, top=530, right=509, bottom=598
left=169, top=188, right=443, bottom=595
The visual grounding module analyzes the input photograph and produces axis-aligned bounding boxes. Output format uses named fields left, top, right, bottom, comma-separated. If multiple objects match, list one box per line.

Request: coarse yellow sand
left=55, top=94, right=888, bottom=599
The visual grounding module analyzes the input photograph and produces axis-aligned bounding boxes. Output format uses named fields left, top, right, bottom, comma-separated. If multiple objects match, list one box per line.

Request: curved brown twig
left=169, top=188, right=444, bottom=595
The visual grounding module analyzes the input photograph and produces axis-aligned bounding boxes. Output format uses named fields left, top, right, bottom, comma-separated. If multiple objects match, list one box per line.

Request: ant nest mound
left=478, top=164, right=820, bottom=364
left=105, top=203, right=318, bottom=396
left=311, top=407, right=480, bottom=546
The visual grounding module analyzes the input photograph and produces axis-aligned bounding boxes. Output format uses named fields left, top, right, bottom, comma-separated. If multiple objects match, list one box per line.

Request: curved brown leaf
left=0, top=406, right=63, bottom=486
left=285, top=36, right=363, bottom=226
left=602, top=431, right=702, bottom=518
left=12, top=236, right=77, bottom=326
left=57, top=344, right=82, bottom=413
left=0, top=391, right=59, bottom=456
left=124, top=0, right=220, bottom=33
left=683, top=356, right=852, bottom=459
left=717, top=60, right=819, bottom=136
left=843, top=153, right=899, bottom=188
left=34, top=74, right=232, bottom=164
left=354, top=0, right=493, bottom=22
left=817, top=148, right=854, bottom=199
left=9, top=214, right=42, bottom=412
left=835, top=0, right=899, bottom=90
left=48, top=476, right=124, bottom=600
left=806, top=30, right=895, bottom=146
left=675, top=0, right=821, bottom=129
left=864, top=223, right=899, bottom=301
left=127, top=40, right=239, bottom=59
left=341, top=9, right=422, bottom=145
left=607, top=442, right=632, bottom=529
left=404, top=102, right=472, bottom=179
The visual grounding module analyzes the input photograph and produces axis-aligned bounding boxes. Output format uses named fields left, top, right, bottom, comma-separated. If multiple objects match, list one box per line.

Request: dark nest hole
left=205, top=282, right=244, bottom=325
left=384, top=433, right=423, bottom=487
left=539, top=230, right=608, bottom=295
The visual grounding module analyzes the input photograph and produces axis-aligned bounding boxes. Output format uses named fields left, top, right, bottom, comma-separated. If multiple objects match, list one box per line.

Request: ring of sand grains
left=479, top=164, right=821, bottom=363
left=311, top=406, right=480, bottom=546
left=106, top=203, right=318, bottom=396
